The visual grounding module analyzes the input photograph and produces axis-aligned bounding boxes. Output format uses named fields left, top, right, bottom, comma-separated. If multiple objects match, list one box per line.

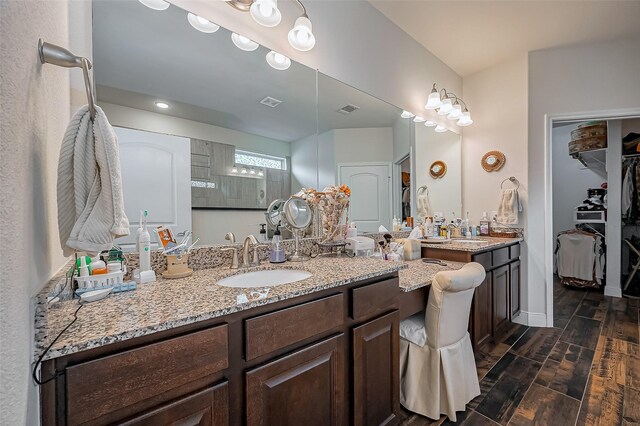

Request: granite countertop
left=421, top=236, right=523, bottom=252
left=398, top=259, right=467, bottom=292
left=34, top=257, right=408, bottom=361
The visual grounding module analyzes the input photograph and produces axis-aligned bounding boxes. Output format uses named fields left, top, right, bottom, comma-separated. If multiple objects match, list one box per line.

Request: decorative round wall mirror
left=429, top=161, right=447, bottom=179
left=481, top=151, right=506, bottom=172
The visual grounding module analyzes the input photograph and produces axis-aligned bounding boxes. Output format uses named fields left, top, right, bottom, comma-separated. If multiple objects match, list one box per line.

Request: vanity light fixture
left=425, top=83, right=473, bottom=126
left=231, top=33, right=259, bottom=51
left=266, top=51, right=291, bottom=70
left=413, top=116, right=426, bottom=123
left=425, top=121, right=437, bottom=127
left=288, top=16, right=316, bottom=51
left=434, top=125, right=448, bottom=133
left=250, top=0, right=282, bottom=27
left=138, top=0, right=170, bottom=11
left=249, top=168, right=256, bottom=175
left=241, top=167, right=248, bottom=174
left=154, top=101, right=170, bottom=109
left=401, top=110, right=415, bottom=119
left=457, top=110, right=474, bottom=126
left=258, top=170, right=264, bottom=176
left=187, top=13, right=220, bottom=33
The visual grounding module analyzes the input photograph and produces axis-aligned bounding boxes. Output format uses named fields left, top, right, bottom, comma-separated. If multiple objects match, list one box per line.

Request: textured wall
left=0, top=0, right=71, bottom=423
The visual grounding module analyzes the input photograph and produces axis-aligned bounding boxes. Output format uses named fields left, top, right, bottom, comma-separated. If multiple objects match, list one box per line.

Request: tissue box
left=346, top=236, right=375, bottom=257
left=396, top=238, right=422, bottom=260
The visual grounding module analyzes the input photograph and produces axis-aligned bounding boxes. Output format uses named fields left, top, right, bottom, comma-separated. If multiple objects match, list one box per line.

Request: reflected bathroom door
left=114, top=127, right=191, bottom=251
left=338, top=163, right=392, bottom=232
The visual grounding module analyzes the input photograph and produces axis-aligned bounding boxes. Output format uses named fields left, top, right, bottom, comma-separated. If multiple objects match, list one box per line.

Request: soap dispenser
left=269, top=223, right=286, bottom=263
left=259, top=224, right=267, bottom=243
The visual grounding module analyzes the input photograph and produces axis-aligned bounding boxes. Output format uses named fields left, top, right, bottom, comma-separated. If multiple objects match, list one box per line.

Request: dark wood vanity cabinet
left=423, top=242, right=522, bottom=349
left=41, top=275, right=401, bottom=426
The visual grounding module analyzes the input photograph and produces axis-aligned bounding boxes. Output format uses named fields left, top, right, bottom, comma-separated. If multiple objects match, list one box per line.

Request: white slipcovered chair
left=399, top=262, right=486, bottom=421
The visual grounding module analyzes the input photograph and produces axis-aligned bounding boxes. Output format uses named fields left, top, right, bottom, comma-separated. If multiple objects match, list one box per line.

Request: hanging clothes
left=556, top=228, right=604, bottom=289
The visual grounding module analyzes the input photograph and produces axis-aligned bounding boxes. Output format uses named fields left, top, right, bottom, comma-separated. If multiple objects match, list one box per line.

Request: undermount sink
left=217, top=269, right=312, bottom=288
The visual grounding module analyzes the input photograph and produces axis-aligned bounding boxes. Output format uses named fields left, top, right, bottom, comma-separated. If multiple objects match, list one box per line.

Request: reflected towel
left=497, top=188, right=522, bottom=225
left=57, top=105, right=130, bottom=256
left=417, top=188, right=433, bottom=219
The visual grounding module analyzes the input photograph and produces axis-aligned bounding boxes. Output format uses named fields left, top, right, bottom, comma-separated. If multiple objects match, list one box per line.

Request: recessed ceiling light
left=266, top=51, right=291, bottom=70
left=138, top=0, right=170, bottom=11
left=187, top=13, right=220, bottom=33
left=155, top=101, right=169, bottom=109
left=231, top=33, right=259, bottom=51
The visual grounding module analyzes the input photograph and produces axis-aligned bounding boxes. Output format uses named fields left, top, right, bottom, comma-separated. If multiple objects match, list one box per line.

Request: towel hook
left=38, top=39, right=96, bottom=121
left=501, top=176, right=520, bottom=190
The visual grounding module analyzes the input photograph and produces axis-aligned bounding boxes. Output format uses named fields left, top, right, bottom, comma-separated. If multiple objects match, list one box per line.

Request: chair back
left=425, top=262, right=486, bottom=348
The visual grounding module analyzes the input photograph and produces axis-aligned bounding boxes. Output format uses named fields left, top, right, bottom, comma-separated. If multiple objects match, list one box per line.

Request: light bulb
left=258, top=170, right=264, bottom=176
left=250, top=0, right=282, bottom=27
left=266, top=51, right=291, bottom=70
left=187, top=13, right=220, bottom=33
left=424, top=121, right=437, bottom=127
left=400, top=110, right=415, bottom=119
left=231, top=33, right=259, bottom=51
left=241, top=167, right=248, bottom=174
left=457, top=111, right=474, bottom=127
left=447, top=103, right=462, bottom=120
left=413, top=116, right=426, bottom=123
left=434, top=125, right=447, bottom=133
left=231, top=165, right=238, bottom=173
left=288, top=16, right=315, bottom=51
left=138, top=0, right=169, bottom=11
left=437, top=98, right=452, bottom=115
left=250, top=168, right=256, bottom=175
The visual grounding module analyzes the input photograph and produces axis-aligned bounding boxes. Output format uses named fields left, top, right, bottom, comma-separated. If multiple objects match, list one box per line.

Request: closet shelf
left=571, top=148, right=607, bottom=174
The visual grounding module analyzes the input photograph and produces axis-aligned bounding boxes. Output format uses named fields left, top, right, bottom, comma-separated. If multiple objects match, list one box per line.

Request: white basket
left=75, top=271, right=125, bottom=291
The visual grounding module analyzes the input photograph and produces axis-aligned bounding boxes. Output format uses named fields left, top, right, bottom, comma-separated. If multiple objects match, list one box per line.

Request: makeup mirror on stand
left=283, top=197, right=313, bottom=261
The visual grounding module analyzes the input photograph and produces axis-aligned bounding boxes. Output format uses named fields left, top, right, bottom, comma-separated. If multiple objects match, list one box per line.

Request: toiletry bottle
left=79, top=256, right=90, bottom=277
left=480, top=212, right=490, bottom=236
left=269, top=224, right=286, bottom=263
left=138, top=210, right=151, bottom=272
left=259, top=224, right=267, bottom=243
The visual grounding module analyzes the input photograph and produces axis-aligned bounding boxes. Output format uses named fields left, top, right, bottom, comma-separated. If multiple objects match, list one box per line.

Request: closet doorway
left=546, top=110, right=640, bottom=327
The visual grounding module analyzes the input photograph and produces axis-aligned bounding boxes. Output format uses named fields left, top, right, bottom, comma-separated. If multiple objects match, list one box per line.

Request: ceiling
left=93, top=0, right=401, bottom=143
left=369, top=0, right=640, bottom=76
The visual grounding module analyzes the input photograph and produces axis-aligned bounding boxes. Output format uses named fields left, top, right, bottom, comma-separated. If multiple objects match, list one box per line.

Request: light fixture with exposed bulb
left=187, top=13, right=220, bottom=33
left=425, top=83, right=473, bottom=126
left=401, top=110, right=415, bottom=119
left=288, top=16, right=315, bottom=51
left=413, top=116, right=426, bottom=123
left=138, top=0, right=170, bottom=11
left=266, top=51, right=291, bottom=70
left=231, top=33, right=259, bottom=51
left=457, top=109, right=474, bottom=127
left=231, top=165, right=238, bottom=173
left=250, top=0, right=282, bottom=27
left=425, top=84, right=441, bottom=109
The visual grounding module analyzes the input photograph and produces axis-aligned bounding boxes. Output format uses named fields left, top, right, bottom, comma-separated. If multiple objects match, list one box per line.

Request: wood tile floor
left=399, top=280, right=640, bottom=425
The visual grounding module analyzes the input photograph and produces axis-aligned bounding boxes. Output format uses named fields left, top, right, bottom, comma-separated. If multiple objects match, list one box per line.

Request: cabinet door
left=492, top=265, right=510, bottom=336
left=120, top=382, right=228, bottom=426
left=245, top=334, right=346, bottom=426
left=471, top=273, right=493, bottom=348
left=353, top=310, right=400, bottom=426
left=510, top=260, right=521, bottom=319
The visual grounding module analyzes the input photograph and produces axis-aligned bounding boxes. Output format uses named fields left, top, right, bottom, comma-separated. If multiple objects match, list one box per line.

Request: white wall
left=415, top=125, right=463, bottom=218
left=0, top=1, right=77, bottom=423
left=462, top=54, right=529, bottom=225
left=291, top=133, right=319, bottom=191
left=333, top=127, right=394, bottom=166
left=318, top=130, right=335, bottom=189
left=528, top=37, right=640, bottom=319
left=552, top=123, right=606, bottom=240
left=171, top=0, right=462, bottom=127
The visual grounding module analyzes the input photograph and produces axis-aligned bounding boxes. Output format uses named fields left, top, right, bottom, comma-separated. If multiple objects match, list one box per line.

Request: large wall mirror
left=92, top=0, right=437, bottom=248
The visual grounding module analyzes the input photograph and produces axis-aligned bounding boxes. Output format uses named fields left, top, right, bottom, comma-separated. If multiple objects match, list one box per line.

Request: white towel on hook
left=57, top=105, right=129, bottom=257
left=496, top=188, right=522, bottom=225
left=416, top=188, right=433, bottom=219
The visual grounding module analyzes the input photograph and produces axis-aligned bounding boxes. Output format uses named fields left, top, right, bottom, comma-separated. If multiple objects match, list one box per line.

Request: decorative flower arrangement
left=318, top=185, right=351, bottom=243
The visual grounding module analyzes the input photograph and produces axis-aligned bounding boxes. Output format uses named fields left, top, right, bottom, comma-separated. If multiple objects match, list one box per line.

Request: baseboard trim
left=604, top=286, right=622, bottom=298
left=513, top=311, right=548, bottom=327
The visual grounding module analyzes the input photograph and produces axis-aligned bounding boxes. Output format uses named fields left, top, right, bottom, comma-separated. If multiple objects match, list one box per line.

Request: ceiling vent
left=259, top=96, right=282, bottom=108
left=337, top=104, right=360, bottom=115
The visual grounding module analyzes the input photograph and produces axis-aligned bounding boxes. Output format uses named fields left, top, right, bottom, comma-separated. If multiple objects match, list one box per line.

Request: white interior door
left=338, top=163, right=392, bottom=232
left=114, top=127, right=191, bottom=250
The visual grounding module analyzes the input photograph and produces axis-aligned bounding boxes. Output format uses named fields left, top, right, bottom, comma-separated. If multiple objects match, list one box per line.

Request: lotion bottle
left=480, top=212, right=490, bottom=236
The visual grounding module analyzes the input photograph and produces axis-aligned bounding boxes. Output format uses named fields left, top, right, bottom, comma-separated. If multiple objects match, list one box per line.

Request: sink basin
left=217, top=269, right=312, bottom=288
left=455, top=239, right=488, bottom=244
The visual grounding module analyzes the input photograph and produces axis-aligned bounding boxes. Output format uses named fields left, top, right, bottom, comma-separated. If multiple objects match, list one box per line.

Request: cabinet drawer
left=245, top=294, right=344, bottom=361
left=472, top=251, right=492, bottom=270
left=351, top=277, right=399, bottom=321
left=492, top=247, right=510, bottom=268
left=510, top=244, right=521, bottom=260
left=120, top=382, right=229, bottom=426
left=66, top=325, right=229, bottom=425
